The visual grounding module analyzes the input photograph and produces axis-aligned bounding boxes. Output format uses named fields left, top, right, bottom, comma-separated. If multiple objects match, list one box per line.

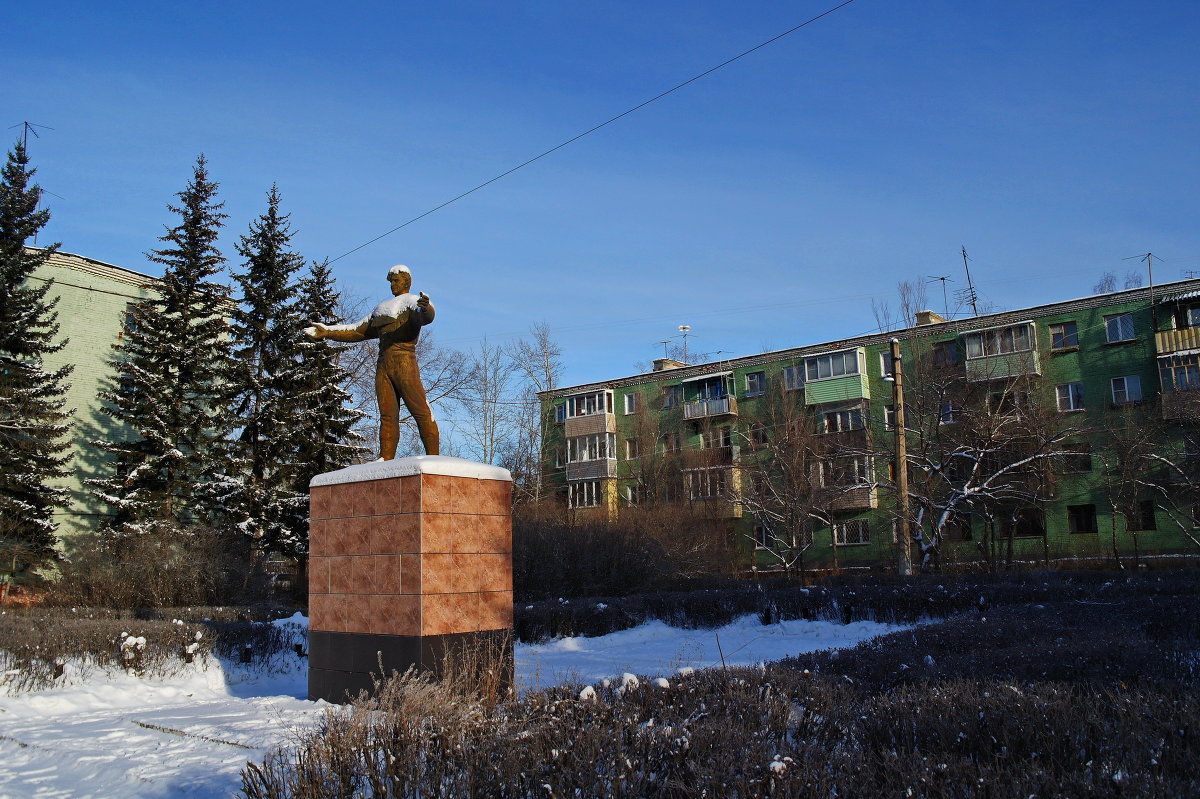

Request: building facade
left=539, top=280, right=1200, bottom=572
left=27, top=249, right=158, bottom=546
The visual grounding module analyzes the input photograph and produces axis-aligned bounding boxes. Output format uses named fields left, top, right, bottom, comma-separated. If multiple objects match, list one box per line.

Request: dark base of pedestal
left=308, top=628, right=514, bottom=703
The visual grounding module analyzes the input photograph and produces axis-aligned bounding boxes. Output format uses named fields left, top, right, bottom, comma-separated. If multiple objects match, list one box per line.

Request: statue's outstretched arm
left=304, top=316, right=371, bottom=342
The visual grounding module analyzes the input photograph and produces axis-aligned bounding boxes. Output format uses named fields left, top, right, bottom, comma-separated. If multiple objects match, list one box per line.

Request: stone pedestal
left=306, top=456, right=513, bottom=703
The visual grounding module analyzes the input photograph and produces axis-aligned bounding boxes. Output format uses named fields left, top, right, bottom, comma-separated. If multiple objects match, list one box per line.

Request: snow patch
left=310, top=455, right=511, bottom=486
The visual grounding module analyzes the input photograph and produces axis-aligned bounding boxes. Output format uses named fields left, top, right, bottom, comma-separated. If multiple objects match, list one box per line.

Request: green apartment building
left=539, top=280, right=1200, bottom=573
left=26, top=249, right=158, bottom=547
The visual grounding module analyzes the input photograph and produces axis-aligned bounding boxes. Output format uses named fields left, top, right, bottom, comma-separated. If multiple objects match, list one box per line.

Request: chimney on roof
left=653, top=358, right=688, bottom=372
left=915, top=309, right=948, bottom=326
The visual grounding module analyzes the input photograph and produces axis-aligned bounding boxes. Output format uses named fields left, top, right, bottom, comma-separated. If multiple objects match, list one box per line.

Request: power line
left=326, top=0, right=861, bottom=264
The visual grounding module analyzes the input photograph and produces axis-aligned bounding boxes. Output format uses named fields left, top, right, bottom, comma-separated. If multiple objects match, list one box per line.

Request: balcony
left=828, top=485, right=878, bottom=512
left=965, top=349, right=1041, bottom=382
left=683, top=396, right=738, bottom=420
left=681, top=445, right=740, bottom=468
left=565, top=458, right=618, bottom=481
left=564, top=411, right=616, bottom=438
left=1155, top=326, right=1200, bottom=356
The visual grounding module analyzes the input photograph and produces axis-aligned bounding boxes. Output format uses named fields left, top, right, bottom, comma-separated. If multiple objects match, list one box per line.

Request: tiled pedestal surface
left=307, top=456, right=513, bottom=703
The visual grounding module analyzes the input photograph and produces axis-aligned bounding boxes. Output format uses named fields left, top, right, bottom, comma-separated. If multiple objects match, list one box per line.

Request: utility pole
left=890, top=337, right=913, bottom=576
left=958, top=246, right=980, bottom=317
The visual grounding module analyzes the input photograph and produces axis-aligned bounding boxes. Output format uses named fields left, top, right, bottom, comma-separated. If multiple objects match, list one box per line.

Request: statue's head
left=387, top=264, right=412, bottom=296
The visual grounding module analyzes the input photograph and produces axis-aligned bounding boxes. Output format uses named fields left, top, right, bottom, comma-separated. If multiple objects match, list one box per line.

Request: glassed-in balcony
left=683, top=395, right=738, bottom=420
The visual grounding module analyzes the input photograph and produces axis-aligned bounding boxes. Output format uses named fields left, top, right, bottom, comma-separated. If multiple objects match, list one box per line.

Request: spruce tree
left=294, top=259, right=366, bottom=495
left=0, top=142, right=73, bottom=564
left=90, top=155, right=233, bottom=536
left=222, top=185, right=311, bottom=559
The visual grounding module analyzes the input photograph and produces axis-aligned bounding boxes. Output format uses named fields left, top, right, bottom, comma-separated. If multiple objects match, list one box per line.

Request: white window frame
left=745, top=371, right=766, bottom=396
left=661, top=384, right=684, bottom=409
left=566, top=390, right=612, bottom=418
left=623, top=482, right=644, bottom=507
left=554, top=403, right=566, bottom=423
left=1110, top=375, right=1142, bottom=405
left=567, top=432, right=615, bottom=463
left=804, top=349, right=861, bottom=382
left=687, top=467, right=728, bottom=499
left=623, top=393, right=639, bottom=415
left=879, top=352, right=894, bottom=378
left=624, top=437, right=641, bottom=460
left=823, top=408, right=863, bottom=433
left=782, top=365, right=804, bottom=391
left=963, top=323, right=1033, bottom=359
left=821, top=456, right=872, bottom=487
left=568, top=480, right=602, bottom=509
left=883, top=405, right=896, bottom=431
left=1056, top=382, right=1085, bottom=412
left=833, top=519, right=870, bottom=546
left=1104, top=313, right=1135, bottom=343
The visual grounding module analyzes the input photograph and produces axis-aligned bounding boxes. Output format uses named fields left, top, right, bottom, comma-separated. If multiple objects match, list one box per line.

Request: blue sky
left=6, top=0, right=1200, bottom=388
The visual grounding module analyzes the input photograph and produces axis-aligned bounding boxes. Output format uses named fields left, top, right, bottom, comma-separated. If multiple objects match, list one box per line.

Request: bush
left=48, top=524, right=256, bottom=608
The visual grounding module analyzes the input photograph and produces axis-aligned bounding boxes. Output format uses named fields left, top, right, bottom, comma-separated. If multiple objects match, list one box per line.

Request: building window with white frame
left=1160, top=354, right=1200, bottom=392
left=623, top=393, right=639, bottom=414
left=782, top=365, right=803, bottom=391
left=805, top=349, right=861, bottom=381
left=566, top=390, right=611, bottom=417
left=567, top=432, right=615, bottom=462
left=554, top=403, right=566, bottom=423
left=823, top=407, right=863, bottom=433
left=661, top=384, right=683, bottom=409
left=1104, top=313, right=1135, bottom=343
left=833, top=519, right=870, bottom=545
left=624, top=438, right=640, bottom=459
left=821, top=456, right=871, bottom=487
left=963, top=323, right=1033, bottom=359
left=1056, top=382, right=1085, bottom=412
left=623, top=482, right=644, bottom=507
left=568, top=480, right=602, bottom=509
left=687, top=468, right=728, bottom=499
left=880, top=352, right=894, bottom=378
left=1111, top=375, right=1142, bottom=405
left=745, top=371, right=766, bottom=396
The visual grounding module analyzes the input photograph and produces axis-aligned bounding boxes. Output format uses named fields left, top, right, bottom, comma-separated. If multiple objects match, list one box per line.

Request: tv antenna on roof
left=678, top=325, right=692, bottom=363
left=8, top=121, right=54, bottom=151
left=957, top=247, right=980, bottom=317
left=927, top=275, right=952, bottom=318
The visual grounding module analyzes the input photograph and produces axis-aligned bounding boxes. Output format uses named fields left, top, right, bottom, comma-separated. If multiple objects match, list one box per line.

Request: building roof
left=540, top=277, right=1200, bottom=400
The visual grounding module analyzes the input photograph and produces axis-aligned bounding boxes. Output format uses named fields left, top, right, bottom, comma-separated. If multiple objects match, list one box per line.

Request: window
left=623, top=482, right=644, bottom=507
left=1058, top=443, right=1093, bottom=473
left=964, top=324, right=1033, bottom=359
left=1110, top=375, right=1142, bottom=405
left=661, top=385, right=684, bottom=410
left=884, top=405, right=896, bottom=431
left=624, top=438, right=641, bottom=459
left=822, top=456, right=871, bottom=487
left=823, top=408, right=863, bottom=433
left=566, top=391, right=611, bottom=417
left=1188, top=306, right=1200, bottom=328
left=745, top=371, right=766, bottom=396
left=1067, top=504, right=1098, bottom=534
left=833, top=519, right=870, bottom=545
left=660, top=432, right=681, bottom=453
left=880, top=352, right=894, bottom=378
left=623, top=393, right=639, bottom=415
left=1160, top=354, right=1200, bottom=392
left=1056, top=382, right=1085, bottom=412
left=554, top=403, right=566, bottom=423
left=554, top=448, right=565, bottom=468
left=805, top=350, right=861, bottom=381
left=687, top=468, right=728, bottom=499
left=939, top=401, right=960, bottom=425
left=1049, top=321, right=1078, bottom=350
left=1000, top=508, right=1045, bottom=538
left=568, top=481, right=602, bottom=509
left=699, top=426, right=732, bottom=450
left=932, top=341, right=959, bottom=367
left=567, top=433, right=615, bottom=462
left=749, top=423, right=769, bottom=447
left=1104, top=313, right=1135, bottom=343
left=782, top=366, right=804, bottom=391
left=1131, top=500, right=1157, bottom=531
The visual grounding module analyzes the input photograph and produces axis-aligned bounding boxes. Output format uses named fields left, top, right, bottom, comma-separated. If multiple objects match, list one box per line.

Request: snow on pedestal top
left=309, top=455, right=512, bottom=487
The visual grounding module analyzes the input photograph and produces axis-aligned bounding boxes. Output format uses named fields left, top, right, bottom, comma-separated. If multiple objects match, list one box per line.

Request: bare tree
left=502, top=324, right=563, bottom=503
left=454, top=338, right=519, bottom=465
left=1093, top=271, right=1118, bottom=294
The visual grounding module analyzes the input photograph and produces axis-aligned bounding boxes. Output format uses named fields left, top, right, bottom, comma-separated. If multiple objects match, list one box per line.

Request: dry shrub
left=49, top=524, right=254, bottom=608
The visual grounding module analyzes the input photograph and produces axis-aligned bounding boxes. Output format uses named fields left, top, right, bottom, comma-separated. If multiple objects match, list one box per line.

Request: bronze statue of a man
left=305, top=264, right=440, bottom=459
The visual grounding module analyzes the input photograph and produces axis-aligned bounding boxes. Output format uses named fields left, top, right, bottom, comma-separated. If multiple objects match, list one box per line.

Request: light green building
left=27, top=248, right=157, bottom=548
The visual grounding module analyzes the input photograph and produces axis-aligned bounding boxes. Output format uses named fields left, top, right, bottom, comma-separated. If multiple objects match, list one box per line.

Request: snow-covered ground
left=0, top=614, right=900, bottom=799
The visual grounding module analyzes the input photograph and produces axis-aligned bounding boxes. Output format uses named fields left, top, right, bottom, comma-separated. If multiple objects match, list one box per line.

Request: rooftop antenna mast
left=8, top=121, right=54, bottom=151
left=927, top=275, right=952, bottom=318
left=957, top=246, right=980, bottom=317
left=1124, top=251, right=1158, bottom=329
left=678, top=325, right=692, bottom=363
left=656, top=340, right=672, bottom=358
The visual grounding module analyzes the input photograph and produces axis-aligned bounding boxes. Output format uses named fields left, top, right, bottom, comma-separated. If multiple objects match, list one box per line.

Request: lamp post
left=888, top=338, right=914, bottom=576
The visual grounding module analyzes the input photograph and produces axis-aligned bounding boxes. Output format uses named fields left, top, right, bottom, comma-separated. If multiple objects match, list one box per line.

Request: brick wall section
left=308, top=473, right=513, bottom=638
